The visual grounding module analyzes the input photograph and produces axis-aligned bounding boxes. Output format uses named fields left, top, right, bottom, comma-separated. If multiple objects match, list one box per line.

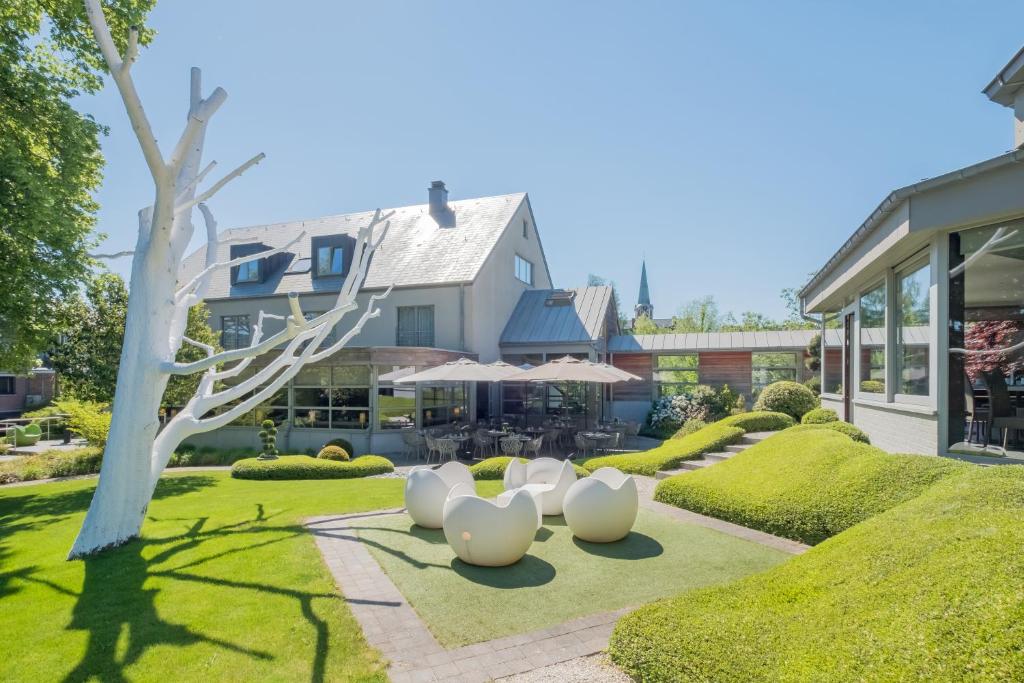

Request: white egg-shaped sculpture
left=442, top=486, right=538, bottom=567
left=404, top=461, right=474, bottom=529
left=563, top=467, right=638, bottom=542
left=503, top=457, right=577, bottom=516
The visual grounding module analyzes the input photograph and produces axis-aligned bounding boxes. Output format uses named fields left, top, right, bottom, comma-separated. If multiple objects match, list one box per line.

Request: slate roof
left=179, top=193, right=529, bottom=300
left=500, top=287, right=614, bottom=345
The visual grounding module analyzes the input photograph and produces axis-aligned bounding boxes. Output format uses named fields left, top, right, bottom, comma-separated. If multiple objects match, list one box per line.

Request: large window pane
left=752, top=352, right=797, bottom=395
left=378, top=365, right=417, bottom=429
left=823, top=319, right=843, bottom=394
left=948, top=222, right=1024, bottom=455
left=859, top=284, right=886, bottom=394
left=896, top=263, right=930, bottom=396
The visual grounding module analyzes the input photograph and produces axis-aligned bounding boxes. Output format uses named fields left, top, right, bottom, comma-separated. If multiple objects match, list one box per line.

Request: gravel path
left=498, top=654, right=631, bottom=682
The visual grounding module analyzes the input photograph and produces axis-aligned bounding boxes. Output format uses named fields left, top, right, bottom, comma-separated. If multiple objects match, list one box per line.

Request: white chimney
left=428, top=180, right=449, bottom=216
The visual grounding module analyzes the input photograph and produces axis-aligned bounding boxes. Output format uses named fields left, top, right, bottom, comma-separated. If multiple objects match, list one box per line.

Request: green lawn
left=0, top=472, right=409, bottom=682
left=356, top=504, right=789, bottom=647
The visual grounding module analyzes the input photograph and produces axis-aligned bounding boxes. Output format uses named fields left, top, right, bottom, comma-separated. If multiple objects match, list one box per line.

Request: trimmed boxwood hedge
left=231, top=454, right=394, bottom=480
left=317, top=445, right=350, bottom=461
left=654, top=428, right=966, bottom=544
left=717, top=411, right=795, bottom=433
left=801, top=407, right=838, bottom=424
left=611, top=464, right=1022, bottom=681
left=752, top=380, right=818, bottom=419
left=579, top=423, right=745, bottom=476
left=469, top=456, right=589, bottom=480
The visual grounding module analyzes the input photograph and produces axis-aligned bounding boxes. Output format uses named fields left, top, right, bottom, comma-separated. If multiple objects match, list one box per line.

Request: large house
left=180, top=181, right=821, bottom=454
left=801, top=47, right=1024, bottom=460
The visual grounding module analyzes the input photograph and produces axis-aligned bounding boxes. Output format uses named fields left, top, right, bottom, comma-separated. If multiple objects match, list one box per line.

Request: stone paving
left=307, top=485, right=807, bottom=682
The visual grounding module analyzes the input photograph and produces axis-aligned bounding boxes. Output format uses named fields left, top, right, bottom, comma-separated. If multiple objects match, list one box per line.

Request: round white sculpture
left=563, top=467, right=638, bottom=542
left=442, top=485, right=538, bottom=567
left=503, top=457, right=577, bottom=516
left=404, top=461, right=475, bottom=529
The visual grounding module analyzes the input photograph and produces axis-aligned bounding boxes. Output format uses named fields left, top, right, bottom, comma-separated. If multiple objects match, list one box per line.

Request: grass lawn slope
left=0, top=472, right=411, bottom=681
left=579, top=422, right=744, bottom=476
left=655, top=428, right=967, bottom=544
left=611, top=464, right=1024, bottom=681
left=356, top=507, right=788, bottom=647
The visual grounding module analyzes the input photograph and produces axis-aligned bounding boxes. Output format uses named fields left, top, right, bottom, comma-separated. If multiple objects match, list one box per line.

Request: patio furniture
left=986, top=375, right=1024, bottom=449
left=442, top=484, right=538, bottom=566
left=12, top=423, right=41, bottom=447
left=436, top=438, right=459, bottom=463
left=500, top=436, right=524, bottom=457
left=523, top=435, right=544, bottom=459
left=624, top=420, right=640, bottom=448
left=543, top=427, right=561, bottom=456
left=472, top=430, right=494, bottom=459
left=502, top=457, right=577, bottom=515
left=424, top=434, right=442, bottom=464
left=964, top=379, right=989, bottom=444
left=574, top=433, right=591, bottom=458
left=404, top=461, right=475, bottom=528
left=401, top=430, right=426, bottom=460
left=563, top=467, right=638, bottom=543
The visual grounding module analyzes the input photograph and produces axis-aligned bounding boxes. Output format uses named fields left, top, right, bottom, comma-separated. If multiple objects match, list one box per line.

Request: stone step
left=724, top=444, right=748, bottom=454
left=703, top=451, right=733, bottom=463
left=742, top=431, right=776, bottom=444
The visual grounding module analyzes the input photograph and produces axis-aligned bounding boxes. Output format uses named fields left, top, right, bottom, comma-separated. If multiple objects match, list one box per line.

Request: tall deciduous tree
left=0, top=0, right=154, bottom=371
left=70, top=1, right=391, bottom=558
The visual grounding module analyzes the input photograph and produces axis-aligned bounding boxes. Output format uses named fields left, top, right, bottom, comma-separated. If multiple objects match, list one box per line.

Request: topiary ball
left=317, top=445, right=350, bottom=461
left=753, top=381, right=819, bottom=420
left=324, top=437, right=354, bottom=455
left=802, top=407, right=838, bottom=424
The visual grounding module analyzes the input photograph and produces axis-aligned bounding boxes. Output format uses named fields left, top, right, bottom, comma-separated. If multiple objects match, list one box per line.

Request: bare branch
left=176, top=161, right=217, bottom=201
left=175, top=153, right=267, bottom=214
left=174, top=227, right=306, bottom=303
left=951, top=339, right=1024, bottom=356
left=309, top=286, right=392, bottom=362
left=82, top=0, right=166, bottom=180
left=90, top=250, right=135, bottom=260
left=182, top=336, right=215, bottom=357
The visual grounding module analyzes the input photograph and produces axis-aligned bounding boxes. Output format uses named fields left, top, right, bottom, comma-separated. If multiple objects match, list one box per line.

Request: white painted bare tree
left=71, top=0, right=391, bottom=558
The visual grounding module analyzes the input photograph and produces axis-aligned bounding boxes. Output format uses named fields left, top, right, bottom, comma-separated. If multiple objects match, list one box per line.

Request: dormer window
left=316, top=245, right=344, bottom=276
left=311, top=234, right=355, bottom=279
left=235, top=260, right=261, bottom=283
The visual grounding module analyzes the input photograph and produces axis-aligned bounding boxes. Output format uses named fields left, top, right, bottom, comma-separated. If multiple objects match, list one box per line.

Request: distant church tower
left=635, top=260, right=654, bottom=319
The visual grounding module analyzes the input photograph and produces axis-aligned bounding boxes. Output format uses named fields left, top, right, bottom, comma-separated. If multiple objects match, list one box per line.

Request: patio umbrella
left=394, top=357, right=495, bottom=383
left=508, top=356, right=640, bottom=428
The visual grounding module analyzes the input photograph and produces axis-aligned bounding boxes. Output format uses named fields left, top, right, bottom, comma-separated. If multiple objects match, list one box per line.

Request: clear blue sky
left=80, top=0, right=1024, bottom=320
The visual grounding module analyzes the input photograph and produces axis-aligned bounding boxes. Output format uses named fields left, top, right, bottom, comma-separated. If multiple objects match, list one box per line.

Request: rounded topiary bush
left=752, top=381, right=818, bottom=420
left=324, top=437, right=354, bottom=455
left=231, top=454, right=393, bottom=480
left=317, top=445, right=350, bottom=461
left=720, top=411, right=795, bottom=432
left=801, top=407, right=838, bottom=425
left=804, top=375, right=821, bottom=396
left=789, top=422, right=870, bottom=444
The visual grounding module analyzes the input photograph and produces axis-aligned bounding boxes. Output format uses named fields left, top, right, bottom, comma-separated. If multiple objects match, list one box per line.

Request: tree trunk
left=68, top=243, right=174, bottom=558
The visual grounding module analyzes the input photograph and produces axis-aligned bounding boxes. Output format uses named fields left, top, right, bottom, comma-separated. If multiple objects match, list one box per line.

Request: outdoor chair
left=523, top=435, right=544, bottom=459
left=502, top=457, right=577, bottom=515
left=563, top=467, right=638, bottom=543
left=401, top=430, right=425, bottom=460
left=472, top=430, right=494, bottom=459
left=442, top=484, right=538, bottom=566
left=574, top=433, right=591, bottom=458
left=964, top=378, right=989, bottom=445
left=984, top=374, right=1024, bottom=450
left=437, top=438, right=458, bottom=463
left=13, top=423, right=42, bottom=447
left=601, top=431, right=621, bottom=454
left=424, top=434, right=443, bottom=464
left=625, top=421, right=640, bottom=448
left=543, top=427, right=561, bottom=456
left=500, top=436, right=523, bottom=457
left=405, top=461, right=475, bottom=528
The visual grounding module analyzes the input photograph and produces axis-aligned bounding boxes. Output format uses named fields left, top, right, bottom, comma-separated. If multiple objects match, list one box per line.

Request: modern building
left=800, top=48, right=1024, bottom=460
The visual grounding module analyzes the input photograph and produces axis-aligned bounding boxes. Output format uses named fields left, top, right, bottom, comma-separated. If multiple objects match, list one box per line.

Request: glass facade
left=377, top=365, right=417, bottom=429
left=421, top=384, right=466, bottom=427
left=822, top=314, right=843, bottom=395
left=948, top=221, right=1024, bottom=455
left=653, top=354, right=699, bottom=397
left=752, top=352, right=798, bottom=395
left=859, top=283, right=886, bottom=394
left=292, top=365, right=370, bottom=429
left=896, top=262, right=930, bottom=396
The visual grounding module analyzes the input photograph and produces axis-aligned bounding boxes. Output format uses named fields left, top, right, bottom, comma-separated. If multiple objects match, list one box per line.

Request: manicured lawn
left=654, top=428, right=968, bottom=544
left=0, top=472, right=411, bottom=682
left=611, top=464, right=1024, bottom=681
left=356, top=505, right=789, bottom=647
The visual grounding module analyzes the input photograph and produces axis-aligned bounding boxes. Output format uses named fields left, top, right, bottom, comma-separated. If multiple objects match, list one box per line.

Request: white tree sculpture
left=70, top=1, right=391, bottom=558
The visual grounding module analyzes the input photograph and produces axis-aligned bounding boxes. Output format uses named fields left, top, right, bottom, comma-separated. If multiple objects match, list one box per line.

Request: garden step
left=742, top=431, right=776, bottom=444
left=724, top=444, right=749, bottom=454
left=703, top=452, right=733, bottom=463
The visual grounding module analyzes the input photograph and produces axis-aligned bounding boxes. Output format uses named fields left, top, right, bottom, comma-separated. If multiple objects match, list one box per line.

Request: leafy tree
left=0, top=0, right=155, bottom=371
left=671, top=296, right=721, bottom=333
left=632, top=314, right=662, bottom=334
left=50, top=273, right=220, bottom=405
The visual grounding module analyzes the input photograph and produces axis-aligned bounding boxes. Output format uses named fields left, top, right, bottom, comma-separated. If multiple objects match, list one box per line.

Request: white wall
left=850, top=402, right=938, bottom=455
left=465, top=197, right=553, bottom=362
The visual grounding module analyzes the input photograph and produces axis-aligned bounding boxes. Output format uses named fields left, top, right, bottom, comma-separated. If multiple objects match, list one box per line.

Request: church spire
left=635, top=259, right=653, bottom=319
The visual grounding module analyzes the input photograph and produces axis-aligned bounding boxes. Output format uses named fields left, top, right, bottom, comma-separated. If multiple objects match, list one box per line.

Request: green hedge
left=0, top=448, right=103, bottom=485
left=718, top=411, right=795, bottom=432
left=579, top=423, right=745, bottom=476
left=788, top=421, right=870, bottom=443
left=469, top=456, right=589, bottom=480
left=230, top=455, right=394, bottom=480
left=654, top=428, right=966, bottom=544
left=801, top=407, right=838, bottom=424
left=611, top=464, right=1022, bottom=680
left=167, top=446, right=259, bottom=467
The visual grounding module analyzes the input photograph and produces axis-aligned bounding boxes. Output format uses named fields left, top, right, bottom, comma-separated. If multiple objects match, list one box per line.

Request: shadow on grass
left=450, top=555, right=556, bottom=588
left=572, top=532, right=664, bottom=560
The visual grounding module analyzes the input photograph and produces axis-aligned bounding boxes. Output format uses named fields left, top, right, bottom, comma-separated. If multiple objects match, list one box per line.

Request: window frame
left=292, top=364, right=371, bottom=430
left=652, top=353, right=699, bottom=397
left=316, top=245, right=344, bottom=277
left=751, top=352, right=799, bottom=396
left=893, top=256, right=932, bottom=404
left=396, top=305, right=435, bottom=347
left=220, top=314, right=251, bottom=350
left=514, top=254, right=534, bottom=285
left=234, top=259, right=261, bottom=283
left=0, top=375, right=15, bottom=395
left=856, top=280, right=888, bottom=399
